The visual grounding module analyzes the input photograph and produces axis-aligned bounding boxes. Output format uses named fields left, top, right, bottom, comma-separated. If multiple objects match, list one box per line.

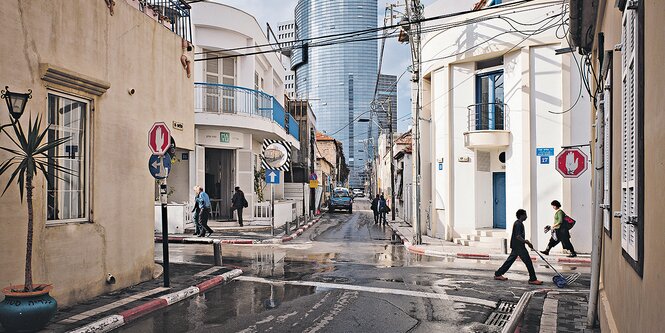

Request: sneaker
left=528, top=279, right=543, bottom=285
left=539, top=250, right=550, bottom=255
left=567, top=252, right=577, bottom=258
left=494, top=275, right=508, bottom=281
left=207, top=231, right=214, bottom=237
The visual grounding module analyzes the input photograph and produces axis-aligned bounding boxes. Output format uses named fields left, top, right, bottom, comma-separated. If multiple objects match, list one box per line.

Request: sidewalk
left=17, top=263, right=241, bottom=333
left=155, top=214, right=324, bottom=245
left=387, top=219, right=591, bottom=264
left=510, top=290, right=599, bottom=333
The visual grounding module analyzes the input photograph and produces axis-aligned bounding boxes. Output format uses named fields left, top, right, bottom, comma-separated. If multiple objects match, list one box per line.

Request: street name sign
left=148, top=122, right=171, bottom=155
left=555, top=148, right=588, bottom=178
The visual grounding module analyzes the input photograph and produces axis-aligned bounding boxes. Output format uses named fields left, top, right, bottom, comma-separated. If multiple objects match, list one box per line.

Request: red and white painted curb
left=68, top=269, right=243, bottom=333
left=154, top=215, right=324, bottom=246
left=388, top=225, right=591, bottom=264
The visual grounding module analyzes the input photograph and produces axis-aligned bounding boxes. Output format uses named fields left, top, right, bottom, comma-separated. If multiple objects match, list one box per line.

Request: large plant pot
left=0, top=285, right=57, bottom=332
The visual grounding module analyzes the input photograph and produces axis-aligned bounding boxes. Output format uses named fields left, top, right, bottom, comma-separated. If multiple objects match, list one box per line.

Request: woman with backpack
left=540, top=200, right=577, bottom=257
left=379, top=194, right=390, bottom=226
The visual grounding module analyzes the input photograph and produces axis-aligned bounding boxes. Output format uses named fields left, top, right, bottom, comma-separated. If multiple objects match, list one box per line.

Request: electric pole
left=405, top=0, right=423, bottom=244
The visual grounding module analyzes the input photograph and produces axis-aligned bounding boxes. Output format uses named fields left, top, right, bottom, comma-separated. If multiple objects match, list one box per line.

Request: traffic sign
left=555, top=148, right=588, bottom=178
left=309, top=172, right=318, bottom=181
left=148, top=122, right=171, bottom=155
left=265, top=169, right=280, bottom=184
left=149, top=153, right=171, bottom=179
left=309, top=180, right=319, bottom=189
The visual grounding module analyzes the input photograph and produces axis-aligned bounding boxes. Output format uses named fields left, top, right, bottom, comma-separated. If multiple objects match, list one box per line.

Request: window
left=620, top=0, right=642, bottom=271
left=204, top=49, right=236, bottom=113
left=475, top=71, right=504, bottom=130
left=47, top=93, right=90, bottom=222
left=602, top=67, right=612, bottom=236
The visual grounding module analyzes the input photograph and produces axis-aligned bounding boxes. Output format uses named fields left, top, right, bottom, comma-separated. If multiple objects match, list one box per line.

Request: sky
left=212, top=0, right=437, bottom=133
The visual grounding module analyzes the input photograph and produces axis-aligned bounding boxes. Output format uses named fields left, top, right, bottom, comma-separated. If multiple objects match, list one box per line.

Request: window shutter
left=603, top=70, right=612, bottom=233
left=620, top=1, right=639, bottom=260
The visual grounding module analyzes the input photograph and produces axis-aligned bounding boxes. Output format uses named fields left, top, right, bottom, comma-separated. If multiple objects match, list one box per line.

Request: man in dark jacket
left=231, top=186, right=247, bottom=227
left=494, top=209, right=542, bottom=285
left=371, top=194, right=380, bottom=224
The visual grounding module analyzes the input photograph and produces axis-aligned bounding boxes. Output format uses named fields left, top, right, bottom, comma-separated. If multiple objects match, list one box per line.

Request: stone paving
left=520, top=291, right=600, bottom=333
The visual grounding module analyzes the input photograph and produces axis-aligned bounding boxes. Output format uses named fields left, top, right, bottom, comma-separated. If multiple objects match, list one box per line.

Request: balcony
left=463, top=103, right=510, bottom=149
left=194, top=82, right=299, bottom=142
left=130, top=0, right=192, bottom=41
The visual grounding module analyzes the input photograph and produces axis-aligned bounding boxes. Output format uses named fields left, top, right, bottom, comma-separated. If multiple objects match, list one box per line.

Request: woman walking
left=540, top=200, right=577, bottom=257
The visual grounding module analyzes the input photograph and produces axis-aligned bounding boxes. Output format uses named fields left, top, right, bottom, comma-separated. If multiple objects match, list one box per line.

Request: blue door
left=493, top=172, right=506, bottom=229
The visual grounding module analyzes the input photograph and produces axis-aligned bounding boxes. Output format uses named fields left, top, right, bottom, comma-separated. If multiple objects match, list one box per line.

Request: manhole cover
left=484, top=301, right=516, bottom=328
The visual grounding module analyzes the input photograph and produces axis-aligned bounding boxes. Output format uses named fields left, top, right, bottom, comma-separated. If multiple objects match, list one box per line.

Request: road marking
left=58, top=287, right=169, bottom=324
left=539, top=297, right=558, bottom=333
left=304, top=291, right=357, bottom=333
left=194, top=266, right=223, bottom=277
left=235, top=276, right=496, bottom=308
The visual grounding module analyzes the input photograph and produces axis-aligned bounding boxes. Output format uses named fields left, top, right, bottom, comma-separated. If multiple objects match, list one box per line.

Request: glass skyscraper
left=292, top=0, right=378, bottom=189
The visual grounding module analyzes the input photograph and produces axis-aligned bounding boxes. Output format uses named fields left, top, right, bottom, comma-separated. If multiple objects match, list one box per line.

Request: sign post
left=148, top=122, right=171, bottom=287
left=555, top=148, right=589, bottom=178
left=265, top=169, right=280, bottom=236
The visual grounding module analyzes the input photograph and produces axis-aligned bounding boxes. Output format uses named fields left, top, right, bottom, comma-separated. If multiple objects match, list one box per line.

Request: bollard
left=213, top=239, right=222, bottom=266
left=501, top=238, right=508, bottom=255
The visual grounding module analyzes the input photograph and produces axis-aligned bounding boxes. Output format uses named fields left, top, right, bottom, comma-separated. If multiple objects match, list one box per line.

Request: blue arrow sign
left=265, top=169, right=280, bottom=184
left=149, top=153, right=171, bottom=179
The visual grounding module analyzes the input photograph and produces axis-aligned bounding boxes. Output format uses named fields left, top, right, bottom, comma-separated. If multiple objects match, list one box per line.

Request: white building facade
left=183, top=3, right=299, bottom=223
left=419, top=0, right=592, bottom=253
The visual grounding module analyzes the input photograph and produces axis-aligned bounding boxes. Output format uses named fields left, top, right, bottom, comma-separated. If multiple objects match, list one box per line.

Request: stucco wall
left=597, top=1, right=665, bottom=332
left=0, top=0, right=194, bottom=306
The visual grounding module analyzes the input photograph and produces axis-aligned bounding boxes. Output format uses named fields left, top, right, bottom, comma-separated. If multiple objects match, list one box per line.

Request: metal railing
left=466, top=103, right=508, bottom=132
left=194, top=82, right=299, bottom=141
left=137, top=0, right=192, bottom=41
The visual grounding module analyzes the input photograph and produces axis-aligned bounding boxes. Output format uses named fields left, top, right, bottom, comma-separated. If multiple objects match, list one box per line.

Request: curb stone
left=67, top=269, right=243, bottom=333
left=387, top=224, right=591, bottom=264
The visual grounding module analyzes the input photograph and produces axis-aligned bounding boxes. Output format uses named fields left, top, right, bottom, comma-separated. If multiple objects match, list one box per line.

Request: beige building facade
left=571, top=0, right=664, bottom=331
left=0, top=0, right=194, bottom=307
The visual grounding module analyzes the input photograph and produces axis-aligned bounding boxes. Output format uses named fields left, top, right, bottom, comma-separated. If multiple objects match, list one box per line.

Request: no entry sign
left=148, top=122, right=171, bottom=155
left=555, top=148, right=588, bottom=178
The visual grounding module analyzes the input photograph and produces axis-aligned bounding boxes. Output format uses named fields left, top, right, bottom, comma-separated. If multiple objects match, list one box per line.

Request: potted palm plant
left=0, top=87, right=71, bottom=332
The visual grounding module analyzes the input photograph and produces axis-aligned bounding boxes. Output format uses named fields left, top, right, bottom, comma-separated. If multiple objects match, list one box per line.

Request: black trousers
left=495, top=246, right=537, bottom=281
left=547, top=228, right=576, bottom=253
left=373, top=210, right=379, bottom=224
left=199, top=208, right=213, bottom=233
left=232, top=207, right=244, bottom=226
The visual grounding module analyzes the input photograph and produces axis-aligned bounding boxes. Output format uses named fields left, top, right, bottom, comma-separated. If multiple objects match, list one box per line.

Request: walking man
left=379, top=194, right=389, bottom=226
left=231, top=186, right=248, bottom=227
left=371, top=194, right=380, bottom=225
left=540, top=200, right=577, bottom=257
left=494, top=209, right=542, bottom=285
left=192, top=186, right=202, bottom=236
left=196, top=186, right=214, bottom=237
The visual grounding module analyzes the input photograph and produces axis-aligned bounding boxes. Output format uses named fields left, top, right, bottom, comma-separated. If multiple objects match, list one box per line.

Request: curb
left=68, top=269, right=243, bottom=333
left=387, top=224, right=591, bottom=264
left=154, top=215, right=324, bottom=246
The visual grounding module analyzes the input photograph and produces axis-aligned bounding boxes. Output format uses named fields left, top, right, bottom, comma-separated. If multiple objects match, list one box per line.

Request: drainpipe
left=587, top=89, right=604, bottom=328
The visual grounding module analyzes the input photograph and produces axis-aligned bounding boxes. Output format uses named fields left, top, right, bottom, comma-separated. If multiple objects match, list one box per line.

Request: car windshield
left=333, top=190, right=350, bottom=198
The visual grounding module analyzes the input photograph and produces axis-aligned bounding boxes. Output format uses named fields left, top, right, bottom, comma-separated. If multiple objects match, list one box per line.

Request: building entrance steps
left=454, top=228, right=508, bottom=250
left=386, top=218, right=591, bottom=264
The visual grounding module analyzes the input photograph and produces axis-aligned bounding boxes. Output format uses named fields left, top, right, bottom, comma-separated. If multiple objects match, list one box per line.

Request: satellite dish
left=264, top=142, right=288, bottom=169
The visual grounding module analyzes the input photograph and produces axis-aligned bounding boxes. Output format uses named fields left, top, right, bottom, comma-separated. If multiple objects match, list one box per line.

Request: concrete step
left=476, top=229, right=507, bottom=238
left=454, top=238, right=470, bottom=246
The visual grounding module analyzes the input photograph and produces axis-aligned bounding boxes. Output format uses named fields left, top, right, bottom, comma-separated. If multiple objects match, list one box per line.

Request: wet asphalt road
left=120, top=199, right=590, bottom=333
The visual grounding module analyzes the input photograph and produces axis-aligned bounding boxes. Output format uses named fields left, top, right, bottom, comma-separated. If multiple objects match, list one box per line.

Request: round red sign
left=555, top=148, right=588, bottom=178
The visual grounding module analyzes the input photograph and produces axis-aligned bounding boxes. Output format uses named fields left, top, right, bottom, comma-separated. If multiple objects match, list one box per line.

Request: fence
left=134, top=0, right=192, bottom=41
left=466, top=103, right=508, bottom=131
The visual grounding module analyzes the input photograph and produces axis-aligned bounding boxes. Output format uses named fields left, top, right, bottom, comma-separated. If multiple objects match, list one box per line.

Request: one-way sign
left=265, top=169, right=280, bottom=184
left=149, top=153, right=171, bottom=179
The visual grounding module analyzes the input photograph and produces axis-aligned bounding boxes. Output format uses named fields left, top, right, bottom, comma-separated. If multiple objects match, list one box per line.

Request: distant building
left=376, top=74, right=398, bottom=131
left=293, top=0, right=378, bottom=189
left=276, top=20, right=296, bottom=99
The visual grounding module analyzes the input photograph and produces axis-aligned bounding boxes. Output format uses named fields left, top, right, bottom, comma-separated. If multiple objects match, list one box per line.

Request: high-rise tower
left=292, top=0, right=378, bottom=188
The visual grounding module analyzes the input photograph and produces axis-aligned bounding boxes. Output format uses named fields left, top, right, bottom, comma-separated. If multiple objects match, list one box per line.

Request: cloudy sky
left=212, top=0, right=436, bottom=132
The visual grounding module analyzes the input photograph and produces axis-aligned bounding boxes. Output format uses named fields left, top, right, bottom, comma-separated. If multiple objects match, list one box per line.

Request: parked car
left=329, top=187, right=353, bottom=213
left=352, top=189, right=365, bottom=198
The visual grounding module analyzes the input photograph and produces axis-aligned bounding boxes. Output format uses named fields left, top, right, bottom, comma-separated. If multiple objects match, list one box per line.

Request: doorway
left=492, top=172, right=506, bottom=229
left=205, top=148, right=235, bottom=220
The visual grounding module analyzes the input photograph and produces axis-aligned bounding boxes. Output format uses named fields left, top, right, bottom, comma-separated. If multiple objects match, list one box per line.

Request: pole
left=159, top=178, right=170, bottom=287
left=587, top=90, right=605, bottom=328
left=271, top=183, right=275, bottom=236
left=389, top=97, right=396, bottom=221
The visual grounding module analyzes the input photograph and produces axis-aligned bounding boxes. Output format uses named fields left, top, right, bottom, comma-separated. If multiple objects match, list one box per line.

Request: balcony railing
left=136, top=0, right=192, bottom=41
left=466, top=103, right=508, bottom=132
left=195, top=82, right=299, bottom=141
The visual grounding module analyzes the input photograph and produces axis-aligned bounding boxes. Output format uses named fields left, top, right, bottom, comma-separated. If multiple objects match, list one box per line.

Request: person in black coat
left=371, top=194, right=380, bottom=225
left=231, top=186, right=248, bottom=227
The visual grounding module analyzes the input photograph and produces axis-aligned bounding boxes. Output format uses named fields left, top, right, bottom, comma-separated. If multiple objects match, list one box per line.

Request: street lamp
left=2, top=86, right=32, bottom=121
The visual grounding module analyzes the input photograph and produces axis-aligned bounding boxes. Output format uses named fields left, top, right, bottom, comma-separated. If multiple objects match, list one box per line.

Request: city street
left=120, top=199, right=590, bottom=333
